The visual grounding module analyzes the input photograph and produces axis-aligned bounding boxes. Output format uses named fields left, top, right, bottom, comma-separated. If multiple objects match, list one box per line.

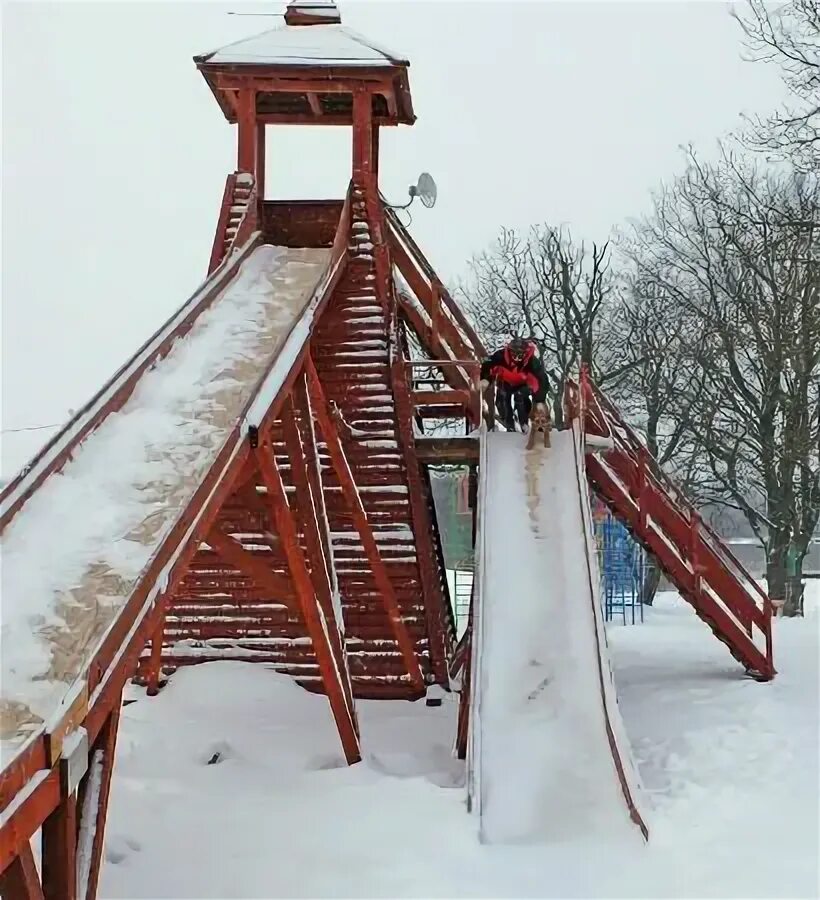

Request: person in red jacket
left=479, top=337, right=550, bottom=432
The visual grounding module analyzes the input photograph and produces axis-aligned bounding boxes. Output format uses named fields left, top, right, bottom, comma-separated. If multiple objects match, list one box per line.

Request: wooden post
left=351, top=90, right=373, bottom=185
left=254, top=445, right=361, bottom=764
left=236, top=88, right=256, bottom=174
left=281, top=395, right=334, bottom=618
left=295, top=373, right=334, bottom=590
left=305, top=356, right=426, bottom=693
left=42, top=793, right=77, bottom=900
left=255, top=122, right=266, bottom=202
left=280, top=397, right=356, bottom=717
left=0, top=844, right=45, bottom=900
left=145, top=606, right=165, bottom=696
left=430, top=280, right=441, bottom=352
left=78, top=698, right=122, bottom=900
left=371, top=123, right=379, bottom=182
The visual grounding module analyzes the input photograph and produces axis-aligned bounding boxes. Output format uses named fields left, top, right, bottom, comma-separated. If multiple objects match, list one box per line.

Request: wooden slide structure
left=0, top=4, right=774, bottom=897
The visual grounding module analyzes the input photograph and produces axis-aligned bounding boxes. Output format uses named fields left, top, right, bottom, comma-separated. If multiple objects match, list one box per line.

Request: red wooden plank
left=42, top=791, right=77, bottom=900
left=0, top=769, right=60, bottom=877
left=296, top=374, right=336, bottom=575
left=145, top=612, right=166, bottom=698
left=280, top=396, right=357, bottom=717
left=254, top=446, right=361, bottom=764
left=206, top=529, right=296, bottom=605
left=305, top=356, right=425, bottom=693
left=1, top=741, right=49, bottom=814
left=79, top=699, right=121, bottom=900
left=0, top=842, right=44, bottom=900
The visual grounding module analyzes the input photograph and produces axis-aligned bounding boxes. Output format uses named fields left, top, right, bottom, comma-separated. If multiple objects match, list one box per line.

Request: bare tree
left=458, top=225, right=631, bottom=426
left=735, top=0, right=820, bottom=171
left=628, top=145, right=819, bottom=615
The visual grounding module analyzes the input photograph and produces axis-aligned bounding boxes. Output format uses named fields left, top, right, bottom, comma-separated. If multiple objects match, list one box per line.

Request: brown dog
left=526, top=403, right=552, bottom=449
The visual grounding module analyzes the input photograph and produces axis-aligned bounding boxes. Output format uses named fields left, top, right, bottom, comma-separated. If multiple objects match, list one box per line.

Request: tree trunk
left=765, top=543, right=788, bottom=616
left=783, top=576, right=805, bottom=617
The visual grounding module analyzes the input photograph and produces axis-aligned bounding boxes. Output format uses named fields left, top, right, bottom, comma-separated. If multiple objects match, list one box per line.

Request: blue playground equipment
left=593, top=503, right=647, bottom=625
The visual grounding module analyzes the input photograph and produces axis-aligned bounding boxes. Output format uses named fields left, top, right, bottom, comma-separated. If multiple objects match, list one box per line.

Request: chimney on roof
left=284, top=1, right=341, bottom=26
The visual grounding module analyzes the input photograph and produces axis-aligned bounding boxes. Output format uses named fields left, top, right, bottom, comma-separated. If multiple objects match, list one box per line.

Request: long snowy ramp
left=0, top=244, right=330, bottom=767
left=468, top=426, right=648, bottom=843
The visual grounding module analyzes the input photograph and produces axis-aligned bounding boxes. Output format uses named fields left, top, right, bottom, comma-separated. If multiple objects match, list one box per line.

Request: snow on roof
left=199, top=24, right=407, bottom=68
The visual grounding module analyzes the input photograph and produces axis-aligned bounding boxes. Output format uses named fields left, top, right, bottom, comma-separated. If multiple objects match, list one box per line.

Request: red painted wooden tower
left=0, top=4, right=775, bottom=898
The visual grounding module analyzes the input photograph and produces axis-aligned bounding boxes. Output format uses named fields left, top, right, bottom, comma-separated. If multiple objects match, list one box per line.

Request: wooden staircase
left=580, top=372, right=774, bottom=679
left=151, top=189, right=456, bottom=698
left=207, top=172, right=257, bottom=274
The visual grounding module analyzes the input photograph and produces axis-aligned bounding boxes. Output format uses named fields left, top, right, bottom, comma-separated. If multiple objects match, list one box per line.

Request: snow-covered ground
left=101, top=584, right=818, bottom=899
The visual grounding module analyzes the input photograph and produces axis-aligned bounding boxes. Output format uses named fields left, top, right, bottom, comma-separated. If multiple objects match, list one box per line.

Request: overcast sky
left=1, top=0, right=787, bottom=478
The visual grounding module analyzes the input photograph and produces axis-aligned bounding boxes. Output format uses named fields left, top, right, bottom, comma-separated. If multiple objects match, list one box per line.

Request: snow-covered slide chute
left=467, top=421, right=649, bottom=844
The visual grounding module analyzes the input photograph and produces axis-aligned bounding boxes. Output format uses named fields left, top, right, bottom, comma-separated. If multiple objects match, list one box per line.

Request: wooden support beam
left=236, top=88, right=256, bottom=174
left=254, top=444, right=361, bottom=764
left=280, top=396, right=356, bottom=718
left=414, top=405, right=469, bottom=419
left=205, top=528, right=295, bottom=603
left=352, top=89, right=374, bottom=184
left=77, top=698, right=121, bottom=900
left=255, top=123, right=266, bottom=202
left=281, top=395, right=333, bottom=617
left=383, top=89, right=398, bottom=118
left=215, top=75, right=393, bottom=94
left=306, top=92, right=323, bottom=116
left=371, top=124, right=380, bottom=181
left=412, top=389, right=471, bottom=408
left=0, top=843, right=45, bottom=900
left=42, top=791, right=77, bottom=900
left=145, top=610, right=165, bottom=697
left=305, top=356, right=426, bottom=693
left=255, top=114, right=398, bottom=127
left=295, top=374, right=334, bottom=591
left=415, top=436, right=480, bottom=465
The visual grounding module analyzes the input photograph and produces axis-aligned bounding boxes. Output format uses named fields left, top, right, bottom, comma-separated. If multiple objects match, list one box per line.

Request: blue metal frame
left=595, top=511, right=646, bottom=624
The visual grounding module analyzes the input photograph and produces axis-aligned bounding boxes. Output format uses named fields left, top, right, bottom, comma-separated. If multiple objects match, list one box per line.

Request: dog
left=526, top=402, right=552, bottom=450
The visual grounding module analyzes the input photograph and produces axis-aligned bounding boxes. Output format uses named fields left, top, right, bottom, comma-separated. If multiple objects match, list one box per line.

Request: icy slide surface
left=471, top=429, right=647, bottom=843
left=0, top=245, right=329, bottom=763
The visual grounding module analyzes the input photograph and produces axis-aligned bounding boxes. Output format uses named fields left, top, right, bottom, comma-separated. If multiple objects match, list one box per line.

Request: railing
left=403, top=359, right=488, bottom=426
left=0, top=237, right=263, bottom=534
left=384, top=206, right=486, bottom=358
left=385, top=206, right=485, bottom=397
left=577, top=368, right=773, bottom=678
left=0, top=204, right=354, bottom=881
left=208, top=173, right=237, bottom=275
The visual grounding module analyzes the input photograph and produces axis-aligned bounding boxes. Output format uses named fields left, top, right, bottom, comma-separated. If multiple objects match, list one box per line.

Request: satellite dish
left=384, top=172, right=438, bottom=212
left=409, top=172, right=437, bottom=208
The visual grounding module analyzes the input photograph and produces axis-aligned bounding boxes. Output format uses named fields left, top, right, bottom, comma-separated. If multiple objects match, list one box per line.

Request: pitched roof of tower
left=196, top=23, right=408, bottom=68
